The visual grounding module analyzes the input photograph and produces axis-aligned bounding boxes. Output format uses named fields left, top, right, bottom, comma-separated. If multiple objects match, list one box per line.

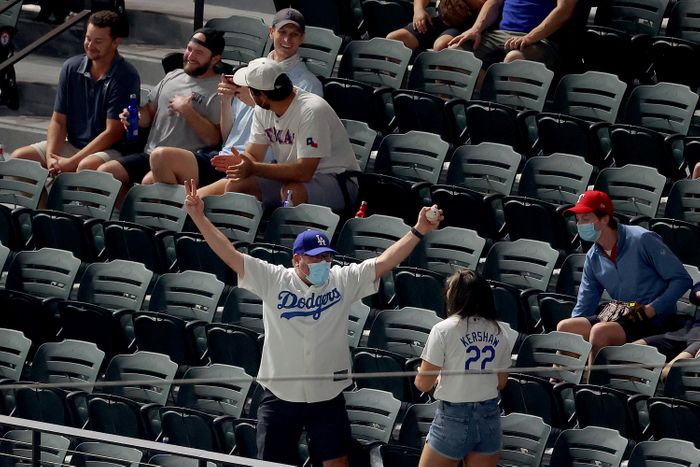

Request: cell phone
left=224, top=74, right=235, bottom=84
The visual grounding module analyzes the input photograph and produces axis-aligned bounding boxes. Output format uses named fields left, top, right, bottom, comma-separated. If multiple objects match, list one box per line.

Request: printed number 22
left=464, top=345, right=496, bottom=370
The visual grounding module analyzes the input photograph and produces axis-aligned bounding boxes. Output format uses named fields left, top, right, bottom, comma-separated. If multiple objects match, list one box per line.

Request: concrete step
left=0, top=115, right=50, bottom=152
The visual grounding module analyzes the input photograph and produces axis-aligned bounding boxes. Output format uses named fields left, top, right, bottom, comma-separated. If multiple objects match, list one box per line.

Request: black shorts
left=256, top=388, right=351, bottom=464
left=585, top=315, right=660, bottom=343
left=194, top=150, right=225, bottom=186
left=645, top=324, right=700, bottom=360
left=404, top=14, right=468, bottom=49
left=119, top=152, right=151, bottom=184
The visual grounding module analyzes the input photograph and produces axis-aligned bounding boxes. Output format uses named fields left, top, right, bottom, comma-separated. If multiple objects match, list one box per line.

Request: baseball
left=426, top=206, right=439, bottom=222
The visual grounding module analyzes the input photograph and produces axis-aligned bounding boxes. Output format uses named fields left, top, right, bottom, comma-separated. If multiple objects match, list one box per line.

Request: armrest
left=590, top=121, right=613, bottom=165
left=185, top=319, right=210, bottom=365
left=65, top=390, right=89, bottom=428
left=113, top=308, right=136, bottom=351
left=84, top=217, right=106, bottom=261
left=552, top=381, right=578, bottom=428
left=626, top=393, right=650, bottom=440
left=664, top=133, right=687, bottom=173
left=141, top=402, right=164, bottom=441
left=10, top=206, right=34, bottom=249
left=445, top=97, right=469, bottom=144
left=154, top=229, right=177, bottom=272
left=629, top=215, right=651, bottom=228
left=373, top=85, right=395, bottom=132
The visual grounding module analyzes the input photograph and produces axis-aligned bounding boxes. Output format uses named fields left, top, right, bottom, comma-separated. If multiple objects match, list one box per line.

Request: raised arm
left=374, top=205, right=443, bottom=281
left=183, top=179, right=245, bottom=278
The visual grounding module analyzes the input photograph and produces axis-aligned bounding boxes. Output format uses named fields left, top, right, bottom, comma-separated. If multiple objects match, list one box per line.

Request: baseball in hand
left=426, top=206, right=439, bottom=222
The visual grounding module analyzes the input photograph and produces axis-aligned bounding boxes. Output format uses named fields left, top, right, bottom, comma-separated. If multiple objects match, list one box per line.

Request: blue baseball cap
left=293, top=230, right=337, bottom=256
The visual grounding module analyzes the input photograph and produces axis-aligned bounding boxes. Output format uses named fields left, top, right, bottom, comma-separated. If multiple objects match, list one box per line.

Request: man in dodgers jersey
left=183, top=177, right=443, bottom=466
left=201, top=57, right=360, bottom=210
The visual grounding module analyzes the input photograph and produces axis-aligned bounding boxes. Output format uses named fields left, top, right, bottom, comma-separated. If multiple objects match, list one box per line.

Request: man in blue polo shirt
left=10, top=10, right=139, bottom=175
left=448, top=0, right=577, bottom=69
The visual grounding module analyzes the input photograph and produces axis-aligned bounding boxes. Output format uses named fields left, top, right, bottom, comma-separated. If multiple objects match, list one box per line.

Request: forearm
left=45, top=118, right=67, bottom=155
left=70, top=125, right=123, bottom=162
left=180, top=108, right=220, bottom=147
left=650, top=277, right=694, bottom=319
left=471, top=0, right=502, bottom=32
left=138, top=104, right=155, bottom=128
left=220, top=98, right=234, bottom=142
left=188, top=211, right=244, bottom=274
left=251, top=160, right=315, bottom=182
left=374, top=229, right=422, bottom=280
left=526, top=1, right=576, bottom=42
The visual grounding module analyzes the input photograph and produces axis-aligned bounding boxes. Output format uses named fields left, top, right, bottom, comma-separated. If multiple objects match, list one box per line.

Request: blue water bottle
left=126, top=93, right=139, bottom=141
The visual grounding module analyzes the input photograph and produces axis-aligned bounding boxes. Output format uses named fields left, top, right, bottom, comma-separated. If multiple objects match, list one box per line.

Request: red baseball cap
left=565, top=190, right=614, bottom=216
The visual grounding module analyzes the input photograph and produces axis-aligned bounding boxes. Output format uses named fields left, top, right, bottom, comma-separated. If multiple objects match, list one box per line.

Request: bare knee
left=504, top=50, right=526, bottom=63
left=693, top=162, right=700, bottom=179
left=98, top=160, right=129, bottom=184
left=433, top=35, right=453, bottom=51
left=149, top=147, right=167, bottom=170
left=557, top=317, right=591, bottom=339
left=387, top=28, right=419, bottom=49
left=77, top=155, right=104, bottom=171
left=10, top=146, right=44, bottom=165
left=589, top=323, right=625, bottom=354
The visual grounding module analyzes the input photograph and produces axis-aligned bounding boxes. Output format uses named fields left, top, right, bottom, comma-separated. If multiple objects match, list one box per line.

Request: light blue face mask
left=307, top=261, right=331, bottom=286
left=577, top=222, right=601, bottom=242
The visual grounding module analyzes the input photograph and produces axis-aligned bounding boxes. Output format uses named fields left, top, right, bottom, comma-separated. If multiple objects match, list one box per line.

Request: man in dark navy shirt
left=10, top=10, right=139, bottom=176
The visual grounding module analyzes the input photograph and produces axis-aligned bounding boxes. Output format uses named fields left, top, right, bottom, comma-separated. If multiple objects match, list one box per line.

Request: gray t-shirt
left=144, top=69, right=221, bottom=154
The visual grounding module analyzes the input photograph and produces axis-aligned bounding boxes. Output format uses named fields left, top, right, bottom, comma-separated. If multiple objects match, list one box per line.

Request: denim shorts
left=426, top=398, right=501, bottom=460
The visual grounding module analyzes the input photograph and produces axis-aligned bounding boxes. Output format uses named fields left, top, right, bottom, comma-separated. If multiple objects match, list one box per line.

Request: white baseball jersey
left=248, top=87, right=360, bottom=175
left=422, top=316, right=517, bottom=403
left=238, top=254, right=379, bottom=403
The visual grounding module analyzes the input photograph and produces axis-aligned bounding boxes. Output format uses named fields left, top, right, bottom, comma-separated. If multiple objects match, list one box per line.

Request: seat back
left=397, top=401, right=438, bottom=449
left=0, top=159, right=48, bottom=209
left=0, top=328, right=31, bottom=381
left=445, top=142, right=521, bottom=195
left=148, top=271, right=224, bottom=322
left=202, top=192, right=263, bottom=244
left=120, top=183, right=186, bottom=232
left=594, top=0, right=669, bottom=35
left=204, top=15, right=268, bottom=64
left=517, top=154, right=593, bottom=206
left=662, top=356, right=700, bottom=403
left=220, top=287, right=264, bottom=333
left=77, top=260, right=153, bottom=311
left=159, top=406, right=218, bottom=451
left=30, top=340, right=105, bottom=391
left=666, top=0, right=700, bottom=42
left=413, top=226, right=485, bottom=275
left=47, top=170, right=120, bottom=220
left=549, top=426, right=627, bottom=467
left=298, top=26, right=342, bottom=79
left=500, top=413, right=552, bottom=467
left=628, top=438, right=700, bottom=466
left=664, top=178, right=700, bottom=224
left=338, top=37, right=412, bottom=89
left=263, top=204, right=340, bottom=248
left=373, top=131, right=450, bottom=184
left=482, top=239, right=559, bottom=291
left=336, top=214, right=410, bottom=260
left=342, top=119, right=377, bottom=172
left=104, top=351, right=178, bottom=405
left=177, top=364, right=253, bottom=418
left=408, top=49, right=482, bottom=101
left=367, top=307, right=441, bottom=358
left=205, top=323, right=261, bottom=376
left=590, top=343, right=665, bottom=396
left=0, top=0, right=22, bottom=29
left=5, top=248, right=80, bottom=300
left=72, top=441, right=144, bottom=467
left=516, top=331, right=592, bottom=384
left=624, top=82, right=699, bottom=135
left=347, top=301, right=371, bottom=349
left=344, top=388, right=402, bottom=444
left=480, top=60, right=554, bottom=112
left=550, top=71, right=627, bottom=123
left=647, top=397, right=700, bottom=448
left=556, top=253, right=587, bottom=296
left=594, top=165, right=665, bottom=219
left=0, top=429, right=70, bottom=467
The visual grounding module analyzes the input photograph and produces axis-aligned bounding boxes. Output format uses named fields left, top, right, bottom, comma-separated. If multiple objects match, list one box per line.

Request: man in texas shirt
left=184, top=178, right=443, bottom=466
left=201, top=57, right=360, bottom=210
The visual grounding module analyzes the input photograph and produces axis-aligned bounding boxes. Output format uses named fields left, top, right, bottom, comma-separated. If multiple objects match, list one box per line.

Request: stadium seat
left=548, top=426, right=627, bottom=467
left=205, top=15, right=268, bottom=65
left=298, top=26, right=342, bottom=79
left=500, top=413, right=552, bottom=467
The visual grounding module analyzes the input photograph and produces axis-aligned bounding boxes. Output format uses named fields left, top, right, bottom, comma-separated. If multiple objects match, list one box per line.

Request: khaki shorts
left=465, top=30, right=558, bottom=68
left=30, top=140, right=121, bottom=164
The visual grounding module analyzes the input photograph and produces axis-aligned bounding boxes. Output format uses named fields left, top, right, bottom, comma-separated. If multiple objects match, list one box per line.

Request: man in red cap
left=557, top=190, right=692, bottom=361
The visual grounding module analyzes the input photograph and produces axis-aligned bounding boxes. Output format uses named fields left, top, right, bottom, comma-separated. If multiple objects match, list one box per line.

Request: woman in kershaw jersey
left=415, top=270, right=517, bottom=467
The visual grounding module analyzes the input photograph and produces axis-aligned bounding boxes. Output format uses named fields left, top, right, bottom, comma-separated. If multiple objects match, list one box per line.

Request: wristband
left=410, top=227, right=425, bottom=240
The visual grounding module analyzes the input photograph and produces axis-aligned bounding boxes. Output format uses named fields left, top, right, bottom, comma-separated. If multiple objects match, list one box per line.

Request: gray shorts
left=30, top=140, right=121, bottom=164
left=256, top=172, right=358, bottom=210
left=464, top=30, right=558, bottom=68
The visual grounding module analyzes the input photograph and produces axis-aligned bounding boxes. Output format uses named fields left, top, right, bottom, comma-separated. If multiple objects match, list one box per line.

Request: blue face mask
left=307, top=261, right=331, bottom=286
left=577, top=222, right=601, bottom=242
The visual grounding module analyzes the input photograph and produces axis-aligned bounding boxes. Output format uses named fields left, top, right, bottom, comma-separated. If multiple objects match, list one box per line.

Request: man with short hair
left=199, top=58, right=360, bottom=211
left=147, top=8, right=321, bottom=188
left=448, top=0, right=577, bottom=69
left=557, top=190, right=692, bottom=360
left=98, top=28, right=223, bottom=195
left=10, top=10, right=139, bottom=175
left=183, top=176, right=443, bottom=467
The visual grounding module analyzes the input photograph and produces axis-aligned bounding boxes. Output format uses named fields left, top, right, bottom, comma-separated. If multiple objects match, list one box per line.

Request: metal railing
left=0, top=414, right=290, bottom=467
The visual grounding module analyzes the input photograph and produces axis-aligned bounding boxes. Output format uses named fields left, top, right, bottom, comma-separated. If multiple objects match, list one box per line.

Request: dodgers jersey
left=238, top=254, right=379, bottom=403
left=422, top=316, right=517, bottom=403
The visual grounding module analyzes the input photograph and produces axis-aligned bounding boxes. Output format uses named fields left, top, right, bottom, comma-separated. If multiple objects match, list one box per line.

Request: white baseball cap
left=232, top=57, right=286, bottom=91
